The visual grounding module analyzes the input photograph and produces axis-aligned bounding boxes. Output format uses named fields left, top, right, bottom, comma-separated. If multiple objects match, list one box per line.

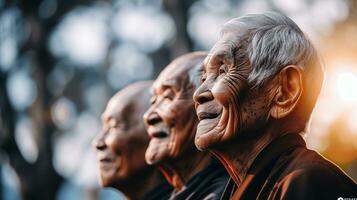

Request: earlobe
left=270, top=65, right=304, bottom=119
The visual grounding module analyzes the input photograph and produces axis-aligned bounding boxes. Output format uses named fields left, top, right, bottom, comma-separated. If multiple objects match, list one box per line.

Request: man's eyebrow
left=161, top=80, right=179, bottom=92
left=150, top=81, right=177, bottom=94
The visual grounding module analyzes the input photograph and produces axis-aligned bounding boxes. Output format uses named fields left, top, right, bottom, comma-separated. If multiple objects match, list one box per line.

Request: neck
left=116, top=169, right=161, bottom=200
left=158, top=150, right=211, bottom=191
left=212, top=125, right=282, bottom=186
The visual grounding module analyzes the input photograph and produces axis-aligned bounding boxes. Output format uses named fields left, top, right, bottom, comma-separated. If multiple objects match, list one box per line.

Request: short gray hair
left=221, top=12, right=321, bottom=88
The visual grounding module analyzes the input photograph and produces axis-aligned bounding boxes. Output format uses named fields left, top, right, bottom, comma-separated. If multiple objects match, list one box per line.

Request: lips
left=147, top=127, right=169, bottom=139
left=99, top=157, right=112, bottom=162
left=97, top=152, right=115, bottom=163
left=197, top=112, right=219, bottom=121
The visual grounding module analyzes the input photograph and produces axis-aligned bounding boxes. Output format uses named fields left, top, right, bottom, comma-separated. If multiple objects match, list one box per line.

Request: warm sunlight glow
left=335, top=71, right=357, bottom=102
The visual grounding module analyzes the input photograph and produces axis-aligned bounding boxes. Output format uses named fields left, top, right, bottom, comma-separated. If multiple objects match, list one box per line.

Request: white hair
left=221, top=12, right=321, bottom=88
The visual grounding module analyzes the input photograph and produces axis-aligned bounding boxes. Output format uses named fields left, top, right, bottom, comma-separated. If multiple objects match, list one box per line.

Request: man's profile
left=93, top=81, right=172, bottom=200
left=193, top=12, right=357, bottom=199
left=144, top=52, right=229, bottom=200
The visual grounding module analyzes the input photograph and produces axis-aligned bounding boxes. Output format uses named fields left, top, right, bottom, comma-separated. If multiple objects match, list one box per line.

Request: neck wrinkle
left=213, top=127, right=280, bottom=187
left=159, top=150, right=211, bottom=192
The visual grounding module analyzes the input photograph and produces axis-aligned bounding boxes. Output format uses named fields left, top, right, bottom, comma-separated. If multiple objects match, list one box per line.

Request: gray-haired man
left=193, top=12, right=357, bottom=199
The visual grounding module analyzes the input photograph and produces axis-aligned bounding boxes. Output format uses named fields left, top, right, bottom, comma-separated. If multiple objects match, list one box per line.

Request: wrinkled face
left=193, top=32, right=273, bottom=150
left=93, top=94, right=150, bottom=188
left=144, top=60, right=201, bottom=165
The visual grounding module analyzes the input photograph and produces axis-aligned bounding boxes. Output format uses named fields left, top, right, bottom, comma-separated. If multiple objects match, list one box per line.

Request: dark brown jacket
left=170, top=159, right=229, bottom=200
left=221, top=133, right=357, bottom=200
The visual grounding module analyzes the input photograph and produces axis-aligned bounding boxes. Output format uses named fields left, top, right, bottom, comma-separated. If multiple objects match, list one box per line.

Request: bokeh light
left=188, top=0, right=232, bottom=50
left=335, top=71, right=357, bottom=102
left=51, top=97, right=78, bottom=130
left=49, top=6, right=109, bottom=66
left=6, top=70, right=37, bottom=111
left=83, top=82, right=109, bottom=115
left=15, top=116, right=38, bottom=163
left=0, top=8, right=22, bottom=71
left=111, top=6, right=175, bottom=53
left=107, top=43, right=153, bottom=89
left=54, top=111, right=99, bottom=187
left=47, top=62, right=75, bottom=96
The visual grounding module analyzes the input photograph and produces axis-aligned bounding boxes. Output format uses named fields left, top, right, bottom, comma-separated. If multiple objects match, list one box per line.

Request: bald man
left=93, top=81, right=172, bottom=200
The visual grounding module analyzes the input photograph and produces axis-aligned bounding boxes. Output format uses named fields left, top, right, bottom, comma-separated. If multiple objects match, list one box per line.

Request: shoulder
left=272, top=148, right=357, bottom=199
left=188, top=161, right=230, bottom=200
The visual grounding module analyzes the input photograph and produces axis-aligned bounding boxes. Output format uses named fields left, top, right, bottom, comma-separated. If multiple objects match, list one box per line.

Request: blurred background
left=0, top=0, right=356, bottom=199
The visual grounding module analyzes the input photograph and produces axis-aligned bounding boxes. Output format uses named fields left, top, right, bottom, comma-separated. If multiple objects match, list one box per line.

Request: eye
left=219, top=65, right=228, bottom=75
left=109, top=123, right=125, bottom=132
left=162, top=89, right=175, bottom=101
left=201, top=73, right=207, bottom=84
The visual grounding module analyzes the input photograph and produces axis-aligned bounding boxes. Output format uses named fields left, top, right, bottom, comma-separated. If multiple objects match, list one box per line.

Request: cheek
left=177, top=101, right=196, bottom=124
left=211, top=80, right=230, bottom=107
left=163, top=100, right=196, bottom=129
left=211, top=76, right=244, bottom=108
left=239, top=93, right=272, bottom=135
left=211, top=77, right=249, bottom=139
left=106, top=134, right=122, bottom=155
left=170, top=100, right=197, bottom=156
left=124, top=136, right=149, bottom=173
left=156, top=102, right=177, bottom=126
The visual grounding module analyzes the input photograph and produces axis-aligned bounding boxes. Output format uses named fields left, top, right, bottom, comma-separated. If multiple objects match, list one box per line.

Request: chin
left=194, top=136, right=208, bottom=151
left=145, top=140, right=170, bottom=165
left=100, top=176, right=113, bottom=188
left=145, top=151, right=157, bottom=165
left=195, top=130, right=219, bottom=151
left=195, top=117, right=224, bottom=150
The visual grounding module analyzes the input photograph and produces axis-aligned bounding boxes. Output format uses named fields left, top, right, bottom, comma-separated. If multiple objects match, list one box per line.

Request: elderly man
left=144, top=52, right=229, bottom=200
left=93, top=81, right=172, bottom=200
left=193, top=12, right=357, bottom=199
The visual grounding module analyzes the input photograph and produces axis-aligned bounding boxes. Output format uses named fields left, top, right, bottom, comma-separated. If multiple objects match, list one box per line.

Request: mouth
left=97, top=153, right=116, bottom=163
left=148, top=129, right=169, bottom=139
left=99, top=157, right=112, bottom=162
left=197, top=112, right=219, bottom=121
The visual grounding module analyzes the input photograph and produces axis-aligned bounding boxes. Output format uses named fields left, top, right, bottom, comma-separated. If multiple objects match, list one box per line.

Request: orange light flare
left=309, top=60, right=357, bottom=164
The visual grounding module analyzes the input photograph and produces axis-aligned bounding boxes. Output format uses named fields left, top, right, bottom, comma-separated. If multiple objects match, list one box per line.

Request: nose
left=193, top=86, right=214, bottom=104
left=144, top=110, right=162, bottom=126
left=92, top=132, right=106, bottom=151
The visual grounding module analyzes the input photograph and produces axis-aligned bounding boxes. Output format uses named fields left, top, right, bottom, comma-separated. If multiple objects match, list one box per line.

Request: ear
left=270, top=65, right=304, bottom=119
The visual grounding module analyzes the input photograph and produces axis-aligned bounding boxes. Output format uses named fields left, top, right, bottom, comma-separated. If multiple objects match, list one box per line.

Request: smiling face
left=193, top=13, right=324, bottom=151
left=193, top=31, right=273, bottom=150
left=93, top=82, right=153, bottom=188
left=143, top=52, right=207, bottom=165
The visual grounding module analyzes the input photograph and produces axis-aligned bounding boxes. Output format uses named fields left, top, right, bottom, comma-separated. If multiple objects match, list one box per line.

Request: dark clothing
left=221, top=133, right=357, bottom=200
left=169, top=159, right=229, bottom=200
left=143, top=179, right=173, bottom=200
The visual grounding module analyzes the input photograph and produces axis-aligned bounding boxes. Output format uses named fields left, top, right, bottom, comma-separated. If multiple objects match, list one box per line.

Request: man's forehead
left=152, top=77, right=179, bottom=93
left=153, top=66, right=188, bottom=90
left=102, top=96, right=129, bottom=120
left=203, top=29, right=247, bottom=68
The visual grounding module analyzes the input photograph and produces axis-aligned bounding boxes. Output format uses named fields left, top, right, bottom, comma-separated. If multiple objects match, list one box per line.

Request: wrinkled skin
left=194, top=31, right=274, bottom=151
left=144, top=52, right=212, bottom=190
left=144, top=52, right=206, bottom=165
left=93, top=81, right=159, bottom=199
left=193, top=19, right=318, bottom=187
